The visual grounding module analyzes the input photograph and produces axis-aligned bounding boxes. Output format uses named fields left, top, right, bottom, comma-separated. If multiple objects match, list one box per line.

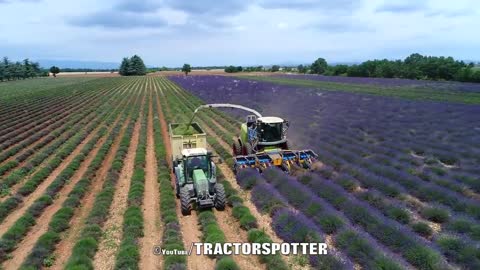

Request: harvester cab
left=190, top=104, right=318, bottom=175
left=240, top=115, right=290, bottom=154
left=169, top=123, right=226, bottom=216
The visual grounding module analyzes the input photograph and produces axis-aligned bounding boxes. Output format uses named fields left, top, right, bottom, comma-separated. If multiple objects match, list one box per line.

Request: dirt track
left=155, top=86, right=215, bottom=270
left=139, top=82, right=163, bottom=269
left=92, top=94, right=145, bottom=270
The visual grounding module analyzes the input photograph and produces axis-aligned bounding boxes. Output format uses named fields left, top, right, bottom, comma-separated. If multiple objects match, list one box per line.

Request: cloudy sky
left=0, top=0, right=479, bottom=66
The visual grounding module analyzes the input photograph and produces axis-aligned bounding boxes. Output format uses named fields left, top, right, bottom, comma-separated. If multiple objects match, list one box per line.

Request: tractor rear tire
left=180, top=188, right=192, bottom=215
left=233, top=140, right=241, bottom=156
left=214, top=184, right=226, bottom=211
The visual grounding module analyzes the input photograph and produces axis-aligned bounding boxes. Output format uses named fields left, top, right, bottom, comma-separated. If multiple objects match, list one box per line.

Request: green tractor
left=169, top=123, right=226, bottom=215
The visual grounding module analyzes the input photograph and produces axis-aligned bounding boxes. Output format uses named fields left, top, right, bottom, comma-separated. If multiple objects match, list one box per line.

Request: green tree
left=31, top=62, right=41, bottom=77
left=182, top=63, right=192, bottom=75
left=224, top=66, right=236, bottom=73
left=130, top=55, right=147, bottom=75
left=271, top=65, right=280, bottom=72
left=119, top=57, right=130, bottom=76
left=297, top=64, right=307, bottom=74
left=13, top=62, right=25, bottom=79
left=311, top=58, right=328, bottom=74
left=49, top=66, right=60, bottom=77
left=3, top=57, right=11, bottom=81
left=332, top=64, right=348, bottom=75
left=22, top=59, right=35, bottom=78
left=0, top=60, right=4, bottom=81
left=118, top=55, right=147, bottom=76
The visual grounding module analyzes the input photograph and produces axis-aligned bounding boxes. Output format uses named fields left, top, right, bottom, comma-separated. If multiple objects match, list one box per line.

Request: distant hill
left=36, top=59, right=120, bottom=70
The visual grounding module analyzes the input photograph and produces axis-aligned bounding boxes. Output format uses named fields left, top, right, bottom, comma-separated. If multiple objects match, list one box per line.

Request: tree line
left=119, top=55, right=147, bottom=76
left=221, top=54, right=480, bottom=83
left=304, top=54, right=480, bottom=83
left=224, top=65, right=279, bottom=73
left=0, top=57, right=45, bottom=81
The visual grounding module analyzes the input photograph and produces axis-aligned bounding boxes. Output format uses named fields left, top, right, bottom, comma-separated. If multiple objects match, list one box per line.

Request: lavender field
left=170, top=75, right=480, bottom=270
left=273, top=74, right=480, bottom=92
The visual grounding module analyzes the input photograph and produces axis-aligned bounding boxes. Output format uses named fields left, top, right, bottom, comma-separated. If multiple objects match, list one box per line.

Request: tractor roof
left=182, top=148, right=208, bottom=157
left=258, top=116, right=284, bottom=124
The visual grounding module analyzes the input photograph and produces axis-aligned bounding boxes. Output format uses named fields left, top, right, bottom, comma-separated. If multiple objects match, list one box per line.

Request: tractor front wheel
left=180, top=187, right=192, bottom=215
left=214, top=184, right=226, bottom=211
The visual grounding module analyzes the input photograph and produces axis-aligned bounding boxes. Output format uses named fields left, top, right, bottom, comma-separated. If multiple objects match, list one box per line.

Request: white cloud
left=0, top=0, right=479, bottom=66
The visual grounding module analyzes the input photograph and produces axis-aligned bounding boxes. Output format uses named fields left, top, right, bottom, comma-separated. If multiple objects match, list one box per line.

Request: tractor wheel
left=214, top=184, right=226, bottom=211
left=232, top=140, right=241, bottom=156
left=244, top=143, right=253, bottom=155
left=180, top=188, right=191, bottom=215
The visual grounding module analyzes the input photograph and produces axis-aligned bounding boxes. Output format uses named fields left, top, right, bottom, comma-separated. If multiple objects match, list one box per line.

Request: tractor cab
left=178, top=148, right=216, bottom=184
left=186, top=155, right=210, bottom=181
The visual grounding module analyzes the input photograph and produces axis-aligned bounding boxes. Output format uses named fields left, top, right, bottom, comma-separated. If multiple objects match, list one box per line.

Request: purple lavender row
left=316, top=137, right=480, bottom=222
left=318, top=128, right=480, bottom=198
left=299, top=171, right=452, bottom=269
left=239, top=169, right=410, bottom=269
left=236, top=169, right=355, bottom=269
left=261, top=168, right=414, bottom=269
left=317, top=122, right=480, bottom=198
left=316, top=145, right=480, bottom=267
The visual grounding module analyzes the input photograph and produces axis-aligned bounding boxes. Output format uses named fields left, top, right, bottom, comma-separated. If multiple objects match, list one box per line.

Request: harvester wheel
left=233, top=140, right=241, bottom=156
left=180, top=188, right=191, bottom=215
left=244, top=143, right=253, bottom=155
left=214, top=184, right=226, bottom=211
left=281, top=163, right=290, bottom=174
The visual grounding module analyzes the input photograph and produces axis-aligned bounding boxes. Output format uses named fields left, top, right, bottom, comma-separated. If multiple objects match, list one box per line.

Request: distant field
left=56, top=71, right=120, bottom=77
left=0, top=77, right=97, bottom=101
left=241, top=74, right=480, bottom=104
